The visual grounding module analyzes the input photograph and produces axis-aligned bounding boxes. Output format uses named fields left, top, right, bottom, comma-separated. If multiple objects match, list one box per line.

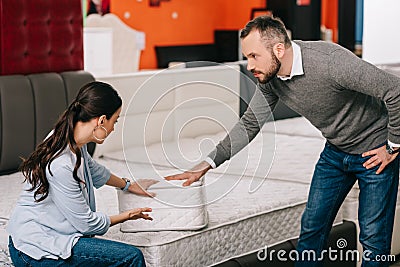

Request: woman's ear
left=97, top=115, right=107, bottom=125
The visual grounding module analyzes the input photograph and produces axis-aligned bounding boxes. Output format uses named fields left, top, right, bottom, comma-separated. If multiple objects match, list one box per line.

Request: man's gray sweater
left=209, top=41, right=400, bottom=167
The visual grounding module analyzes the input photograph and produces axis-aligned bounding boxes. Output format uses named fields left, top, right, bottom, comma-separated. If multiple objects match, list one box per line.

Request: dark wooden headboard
left=0, top=0, right=84, bottom=75
left=0, top=0, right=94, bottom=174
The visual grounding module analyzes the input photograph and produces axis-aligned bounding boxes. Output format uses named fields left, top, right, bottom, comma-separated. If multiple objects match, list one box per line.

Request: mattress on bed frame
left=94, top=158, right=344, bottom=267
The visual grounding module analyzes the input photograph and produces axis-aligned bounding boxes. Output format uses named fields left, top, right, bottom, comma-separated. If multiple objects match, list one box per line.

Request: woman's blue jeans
left=8, top=236, right=146, bottom=267
left=296, top=142, right=399, bottom=267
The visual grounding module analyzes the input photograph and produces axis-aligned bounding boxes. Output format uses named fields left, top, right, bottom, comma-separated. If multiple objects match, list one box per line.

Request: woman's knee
left=124, top=245, right=145, bottom=265
left=73, top=238, right=146, bottom=266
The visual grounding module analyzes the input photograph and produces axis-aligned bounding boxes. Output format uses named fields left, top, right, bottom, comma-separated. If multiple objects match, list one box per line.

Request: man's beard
left=253, top=52, right=281, bottom=84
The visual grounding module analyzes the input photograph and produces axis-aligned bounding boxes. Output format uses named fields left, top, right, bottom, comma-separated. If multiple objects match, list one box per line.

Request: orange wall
left=215, top=0, right=266, bottom=29
left=321, top=0, right=338, bottom=42
left=111, top=0, right=265, bottom=69
left=111, top=0, right=338, bottom=69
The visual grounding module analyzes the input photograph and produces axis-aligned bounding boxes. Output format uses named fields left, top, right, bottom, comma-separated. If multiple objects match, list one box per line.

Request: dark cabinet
left=267, top=0, right=321, bottom=41
left=338, top=0, right=356, bottom=52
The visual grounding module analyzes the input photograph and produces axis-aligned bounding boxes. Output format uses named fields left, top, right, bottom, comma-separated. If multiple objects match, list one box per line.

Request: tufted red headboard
left=0, top=0, right=84, bottom=75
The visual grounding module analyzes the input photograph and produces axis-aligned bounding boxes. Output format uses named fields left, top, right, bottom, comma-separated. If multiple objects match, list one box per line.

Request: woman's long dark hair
left=20, top=81, right=122, bottom=202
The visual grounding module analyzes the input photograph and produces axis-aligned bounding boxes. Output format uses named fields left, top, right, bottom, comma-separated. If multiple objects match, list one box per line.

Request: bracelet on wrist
left=121, top=178, right=131, bottom=191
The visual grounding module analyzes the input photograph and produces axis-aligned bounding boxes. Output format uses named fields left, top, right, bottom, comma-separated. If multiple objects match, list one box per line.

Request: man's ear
left=273, top=43, right=285, bottom=59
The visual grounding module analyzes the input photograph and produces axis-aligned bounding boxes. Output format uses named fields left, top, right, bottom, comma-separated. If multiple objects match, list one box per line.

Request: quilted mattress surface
left=118, top=177, right=208, bottom=232
left=103, top=117, right=325, bottom=185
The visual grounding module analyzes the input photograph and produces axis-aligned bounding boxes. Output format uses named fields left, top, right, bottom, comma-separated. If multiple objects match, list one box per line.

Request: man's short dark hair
left=240, top=15, right=291, bottom=48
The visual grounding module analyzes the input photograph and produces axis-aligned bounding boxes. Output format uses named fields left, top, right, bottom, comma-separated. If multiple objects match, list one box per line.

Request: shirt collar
left=277, top=41, right=304, bottom=81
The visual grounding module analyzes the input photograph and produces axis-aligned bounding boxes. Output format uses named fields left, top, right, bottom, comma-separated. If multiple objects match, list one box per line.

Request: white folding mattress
left=118, top=177, right=208, bottom=232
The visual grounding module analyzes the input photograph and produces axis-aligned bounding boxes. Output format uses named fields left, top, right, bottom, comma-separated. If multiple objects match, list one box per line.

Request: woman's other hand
left=110, top=207, right=152, bottom=226
left=124, top=207, right=153, bottom=221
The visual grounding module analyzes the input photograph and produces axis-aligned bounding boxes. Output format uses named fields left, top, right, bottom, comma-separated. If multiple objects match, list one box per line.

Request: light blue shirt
left=7, top=144, right=111, bottom=260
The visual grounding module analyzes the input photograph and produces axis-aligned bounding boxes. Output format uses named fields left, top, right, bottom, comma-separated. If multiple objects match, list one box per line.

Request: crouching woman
left=8, top=81, right=153, bottom=266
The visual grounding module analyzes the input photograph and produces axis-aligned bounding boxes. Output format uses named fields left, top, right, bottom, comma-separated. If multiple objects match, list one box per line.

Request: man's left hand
left=362, top=145, right=398, bottom=174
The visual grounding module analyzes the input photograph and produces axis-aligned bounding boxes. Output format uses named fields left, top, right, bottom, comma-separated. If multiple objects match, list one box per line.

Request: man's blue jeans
left=8, top=236, right=146, bottom=267
left=296, top=142, right=399, bottom=267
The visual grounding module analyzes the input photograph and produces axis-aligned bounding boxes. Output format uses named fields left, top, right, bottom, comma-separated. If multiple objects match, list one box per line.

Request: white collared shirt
left=277, top=41, right=304, bottom=81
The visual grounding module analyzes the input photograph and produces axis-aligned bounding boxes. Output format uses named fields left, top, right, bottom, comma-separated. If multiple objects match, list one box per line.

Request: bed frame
left=0, top=71, right=95, bottom=175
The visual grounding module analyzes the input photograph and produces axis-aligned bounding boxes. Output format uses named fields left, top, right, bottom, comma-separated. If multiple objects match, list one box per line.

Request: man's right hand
left=165, top=161, right=212, bottom=186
